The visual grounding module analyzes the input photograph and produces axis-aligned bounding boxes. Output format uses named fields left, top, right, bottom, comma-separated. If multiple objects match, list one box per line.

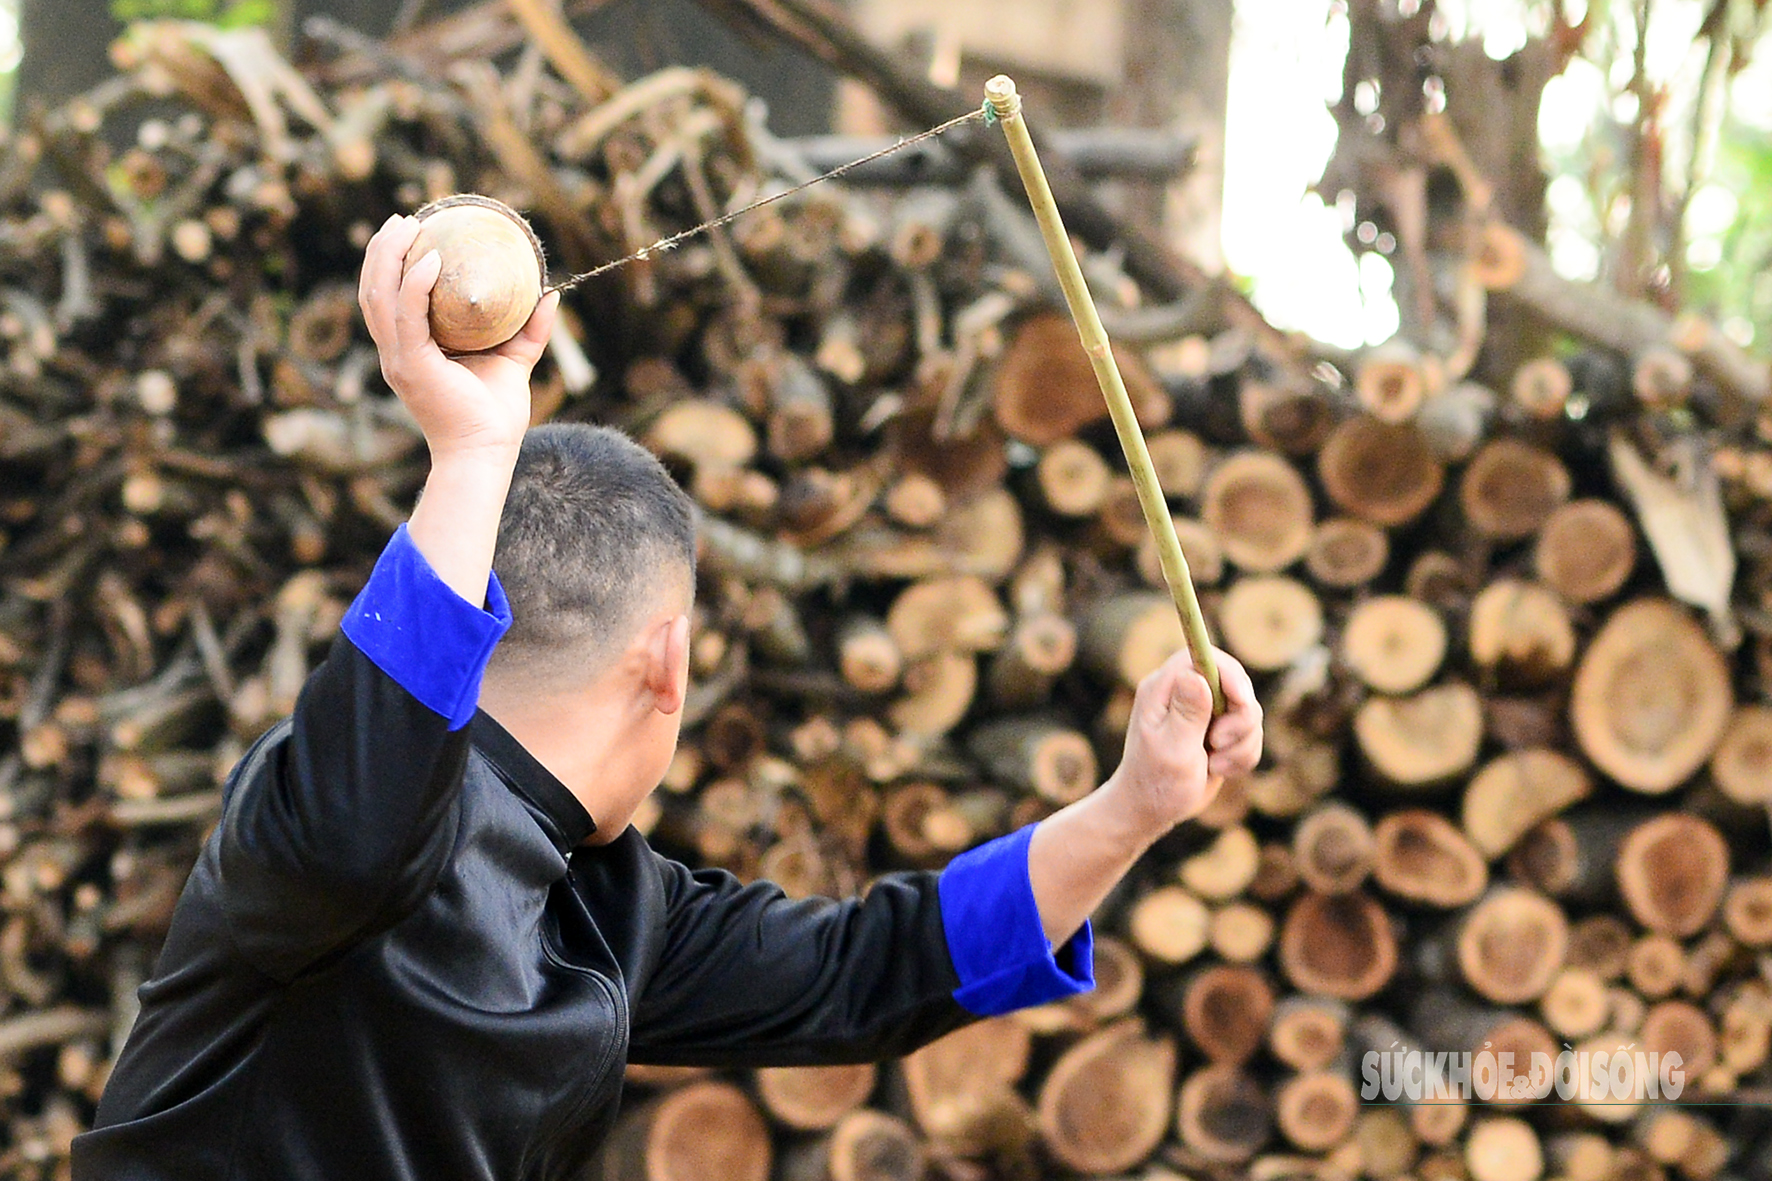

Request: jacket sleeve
left=215, top=524, right=510, bottom=981
left=626, top=825, right=1094, bottom=1068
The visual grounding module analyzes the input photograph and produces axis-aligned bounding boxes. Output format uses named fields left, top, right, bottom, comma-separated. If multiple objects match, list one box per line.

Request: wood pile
left=0, top=5, right=1769, bottom=1180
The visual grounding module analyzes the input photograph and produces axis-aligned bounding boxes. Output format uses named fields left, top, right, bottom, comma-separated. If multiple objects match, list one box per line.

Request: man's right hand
left=357, top=214, right=560, bottom=461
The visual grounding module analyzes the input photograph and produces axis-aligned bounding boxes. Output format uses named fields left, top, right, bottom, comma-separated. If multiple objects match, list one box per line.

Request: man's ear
left=645, top=613, right=691, bottom=717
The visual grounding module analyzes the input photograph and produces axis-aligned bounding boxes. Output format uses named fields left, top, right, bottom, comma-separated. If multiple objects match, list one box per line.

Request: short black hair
left=488, top=423, right=696, bottom=681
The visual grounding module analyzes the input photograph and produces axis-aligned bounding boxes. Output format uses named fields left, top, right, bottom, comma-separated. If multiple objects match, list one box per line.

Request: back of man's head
left=488, top=423, right=696, bottom=689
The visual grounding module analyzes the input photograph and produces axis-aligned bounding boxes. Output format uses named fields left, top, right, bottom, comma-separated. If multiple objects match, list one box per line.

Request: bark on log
left=967, top=717, right=1098, bottom=805
left=1482, top=221, right=1770, bottom=403
left=1408, top=988, right=1558, bottom=1107
left=1080, top=592, right=1186, bottom=688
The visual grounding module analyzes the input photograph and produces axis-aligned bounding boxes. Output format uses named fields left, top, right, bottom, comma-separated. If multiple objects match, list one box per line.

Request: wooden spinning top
left=404, top=195, right=547, bottom=353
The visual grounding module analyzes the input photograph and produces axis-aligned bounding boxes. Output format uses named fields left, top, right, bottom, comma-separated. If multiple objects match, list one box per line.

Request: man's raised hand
left=1104, top=646, right=1263, bottom=835
left=358, top=214, right=560, bottom=460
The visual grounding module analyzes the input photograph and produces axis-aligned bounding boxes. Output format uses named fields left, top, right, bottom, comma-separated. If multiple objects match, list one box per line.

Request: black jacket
left=72, top=637, right=974, bottom=1181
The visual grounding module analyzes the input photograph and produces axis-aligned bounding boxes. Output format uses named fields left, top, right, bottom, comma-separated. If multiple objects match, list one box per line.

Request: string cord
left=546, top=106, right=989, bottom=293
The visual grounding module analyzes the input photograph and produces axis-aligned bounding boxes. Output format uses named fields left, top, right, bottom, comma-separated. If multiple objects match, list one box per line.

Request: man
left=73, top=215, right=1263, bottom=1180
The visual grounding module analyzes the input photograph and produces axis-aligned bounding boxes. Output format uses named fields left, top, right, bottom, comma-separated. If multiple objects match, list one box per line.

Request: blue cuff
left=339, top=524, right=512, bottom=730
left=937, top=824, right=1094, bottom=1017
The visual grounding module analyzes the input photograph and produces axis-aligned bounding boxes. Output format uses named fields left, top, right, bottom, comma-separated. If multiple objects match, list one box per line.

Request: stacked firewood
left=0, top=6, right=1769, bottom=1180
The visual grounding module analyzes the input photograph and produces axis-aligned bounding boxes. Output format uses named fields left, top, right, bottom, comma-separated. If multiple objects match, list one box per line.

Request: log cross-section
left=1035, top=1019, right=1176, bottom=1174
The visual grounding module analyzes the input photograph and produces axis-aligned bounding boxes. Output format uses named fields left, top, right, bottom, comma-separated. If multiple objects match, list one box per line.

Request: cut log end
left=1710, top=705, right=1772, bottom=806
left=1128, top=886, right=1211, bottom=966
left=1722, top=877, right=1772, bottom=947
left=1356, top=341, right=1429, bottom=423
left=1217, top=575, right=1324, bottom=673
left=1306, top=516, right=1390, bottom=589
left=1534, top=499, right=1636, bottom=605
left=1182, top=965, right=1275, bottom=1063
left=1571, top=599, right=1734, bottom=794
left=1201, top=451, right=1315, bottom=573
left=1279, top=891, right=1398, bottom=1001
left=1461, top=438, right=1571, bottom=541
left=1275, top=1070, right=1358, bottom=1153
left=1510, top=356, right=1572, bottom=420
left=1292, top=803, right=1377, bottom=896
left=1176, top=1064, right=1272, bottom=1165
left=1616, top=814, right=1729, bottom=937
left=1373, top=809, right=1488, bottom=908
left=1540, top=969, right=1609, bottom=1040
left=1268, top=996, right=1348, bottom=1071
left=1640, top=1000, right=1719, bottom=1081
left=1465, top=1117, right=1544, bottom=1181
left=605, top=1080, right=771, bottom=1181
left=757, top=1063, right=879, bottom=1132
left=1036, top=1021, right=1176, bottom=1175
left=1354, top=682, right=1484, bottom=789
left=1468, top=580, right=1576, bottom=689
left=1341, top=595, right=1447, bottom=695
left=1456, top=888, right=1570, bottom=1005
left=1319, top=417, right=1445, bottom=527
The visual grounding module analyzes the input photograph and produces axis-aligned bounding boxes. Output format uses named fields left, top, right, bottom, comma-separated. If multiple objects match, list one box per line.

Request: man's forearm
left=1026, top=787, right=1158, bottom=947
left=407, top=447, right=518, bottom=607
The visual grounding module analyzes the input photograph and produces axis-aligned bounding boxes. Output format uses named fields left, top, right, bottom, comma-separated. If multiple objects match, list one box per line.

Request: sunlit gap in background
left=1222, top=0, right=1772, bottom=352
left=0, top=0, right=20, bottom=125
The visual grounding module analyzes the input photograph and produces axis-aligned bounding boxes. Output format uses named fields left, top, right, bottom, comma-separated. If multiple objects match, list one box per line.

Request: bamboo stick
left=983, top=75, right=1222, bottom=714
